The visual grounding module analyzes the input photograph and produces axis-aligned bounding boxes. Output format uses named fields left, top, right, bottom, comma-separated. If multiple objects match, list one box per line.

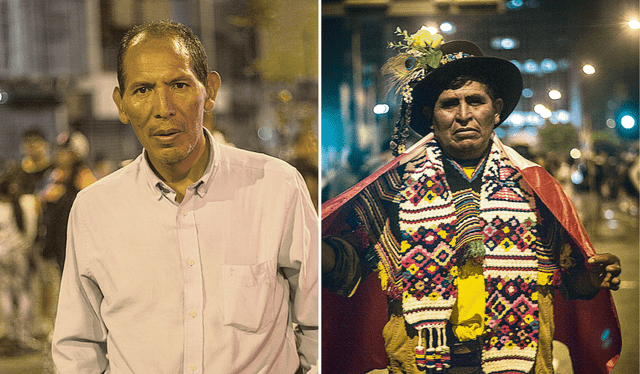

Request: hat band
left=440, top=52, right=472, bottom=66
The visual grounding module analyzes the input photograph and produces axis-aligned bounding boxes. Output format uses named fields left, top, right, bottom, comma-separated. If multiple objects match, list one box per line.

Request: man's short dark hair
left=116, top=20, right=208, bottom=95
left=444, top=75, right=497, bottom=100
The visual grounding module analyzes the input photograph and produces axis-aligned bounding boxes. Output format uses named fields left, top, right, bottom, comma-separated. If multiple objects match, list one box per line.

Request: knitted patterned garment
left=369, top=139, right=542, bottom=373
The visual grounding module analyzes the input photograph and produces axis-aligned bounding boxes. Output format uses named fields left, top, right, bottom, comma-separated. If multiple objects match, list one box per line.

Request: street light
left=621, top=115, right=636, bottom=130
left=582, top=64, right=596, bottom=75
left=629, top=19, right=640, bottom=30
left=534, top=104, right=552, bottom=119
left=548, top=89, right=562, bottom=100
left=373, top=104, right=389, bottom=115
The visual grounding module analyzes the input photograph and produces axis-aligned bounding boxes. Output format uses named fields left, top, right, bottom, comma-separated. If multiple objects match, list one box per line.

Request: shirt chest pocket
left=222, top=261, right=278, bottom=333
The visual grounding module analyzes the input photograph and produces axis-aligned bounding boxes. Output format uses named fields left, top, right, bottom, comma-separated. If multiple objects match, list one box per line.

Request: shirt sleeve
left=322, top=206, right=380, bottom=298
left=51, top=199, right=109, bottom=373
left=278, top=170, right=318, bottom=373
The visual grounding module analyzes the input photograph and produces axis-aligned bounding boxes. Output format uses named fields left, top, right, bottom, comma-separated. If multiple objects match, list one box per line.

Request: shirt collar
left=142, top=128, right=219, bottom=201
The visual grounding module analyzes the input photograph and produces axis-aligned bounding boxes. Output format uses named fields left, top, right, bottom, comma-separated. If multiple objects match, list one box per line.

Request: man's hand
left=587, top=253, right=621, bottom=291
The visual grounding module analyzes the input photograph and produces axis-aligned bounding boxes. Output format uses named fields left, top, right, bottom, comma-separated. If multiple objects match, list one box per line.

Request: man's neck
left=148, top=134, right=210, bottom=203
left=442, top=141, right=492, bottom=166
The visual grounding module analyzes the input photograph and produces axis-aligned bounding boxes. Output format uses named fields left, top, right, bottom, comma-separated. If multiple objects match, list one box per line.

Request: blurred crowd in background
left=0, top=126, right=96, bottom=357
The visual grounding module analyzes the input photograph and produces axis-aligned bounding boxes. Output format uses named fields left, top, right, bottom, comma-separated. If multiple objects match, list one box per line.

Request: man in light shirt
left=52, top=20, right=318, bottom=373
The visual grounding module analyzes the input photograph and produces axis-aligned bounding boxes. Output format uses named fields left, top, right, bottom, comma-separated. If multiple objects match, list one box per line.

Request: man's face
left=430, top=80, right=503, bottom=160
left=113, top=35, right=213, bottom=168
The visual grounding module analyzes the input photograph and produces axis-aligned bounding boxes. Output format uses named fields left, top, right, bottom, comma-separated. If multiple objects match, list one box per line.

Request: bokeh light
left=582, top=64, right=596, bottom=75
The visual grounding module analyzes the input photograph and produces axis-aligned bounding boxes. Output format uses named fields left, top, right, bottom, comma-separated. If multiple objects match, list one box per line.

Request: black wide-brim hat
left=406, top=40, right=523, bottom=136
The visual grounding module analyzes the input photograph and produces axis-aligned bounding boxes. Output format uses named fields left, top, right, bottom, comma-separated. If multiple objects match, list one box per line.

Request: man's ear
left=493, top=98, right=504, bottom=125
left=112, top=87, right=130, bottom=124
left=204, top=71, right=221, bottom=112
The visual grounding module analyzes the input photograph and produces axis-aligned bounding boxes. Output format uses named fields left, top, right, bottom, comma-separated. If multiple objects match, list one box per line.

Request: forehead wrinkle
left=123, top=34, right=195, bottom=89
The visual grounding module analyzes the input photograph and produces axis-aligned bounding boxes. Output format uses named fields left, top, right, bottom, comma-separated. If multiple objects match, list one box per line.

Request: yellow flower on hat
left=409, top=27, right=444, bottom=49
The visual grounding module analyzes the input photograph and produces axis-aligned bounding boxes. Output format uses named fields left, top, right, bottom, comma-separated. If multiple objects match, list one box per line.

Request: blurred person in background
left=618, top=149, right=639, bottom=211
left=19, top=127, right=53, bottom=196
left=52, top=20, right=318, bottom=374
left=40, top=131, right=96, bottom=272
left=0, top=164, right=41, bottom=354
left=92, top=153, right=118, bottom=180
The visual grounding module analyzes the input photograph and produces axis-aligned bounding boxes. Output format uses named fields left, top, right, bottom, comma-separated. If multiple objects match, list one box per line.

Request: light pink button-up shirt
left=52, top=131, right=318, bottom=373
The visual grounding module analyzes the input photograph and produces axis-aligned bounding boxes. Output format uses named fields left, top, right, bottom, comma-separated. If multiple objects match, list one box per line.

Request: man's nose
left=153, top=88, right=175, bottom=119
left=455, top=103, right=472, bottom=124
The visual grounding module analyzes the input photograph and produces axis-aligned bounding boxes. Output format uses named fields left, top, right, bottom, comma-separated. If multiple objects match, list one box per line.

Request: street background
left=0, top=0, right=637, bottom=373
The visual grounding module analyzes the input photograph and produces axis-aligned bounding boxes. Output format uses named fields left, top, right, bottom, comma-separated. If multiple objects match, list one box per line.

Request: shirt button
left=190, top=364, right=197, bottom=371
left=190, top=310, right=197, bottom=318
left=187, top=259, right=195, bottom=266
left=181, top=210, right=188, bottom=216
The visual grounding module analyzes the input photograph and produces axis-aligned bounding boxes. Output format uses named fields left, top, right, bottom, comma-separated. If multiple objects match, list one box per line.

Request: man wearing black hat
left=322, top=27, right=621, bottom=374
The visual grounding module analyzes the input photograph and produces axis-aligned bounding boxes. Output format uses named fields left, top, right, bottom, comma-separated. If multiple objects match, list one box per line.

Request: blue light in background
left=508, top=112, right=525, bottom=126
left=500, top=38, right=517, bottom=50
left=556, top=110, right=570, bottom=124
left=540, top=58, right=557, bottom=73
left=557, top=59, right=570, bottom=70
left=571, top=171, right=584, bottom=185
left=621, top=115, right=636, bottom=129
left=491, top=38, right=519, bottom=50
left=523, top=60, right=539, bottom=74
left=601, top=328, right=612, bottom=349
left=510, top=60, right=523, bottom=72
left=257, top=126, right=273, bottom=141
left=506, top=0, right=523, bottom=9
left=440, top=22, right=455, bottom=34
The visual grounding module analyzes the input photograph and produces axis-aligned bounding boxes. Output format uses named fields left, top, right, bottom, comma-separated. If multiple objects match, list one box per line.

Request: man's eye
left=134, top=87, right=148, bottom=94
left=175, top=83, right=187, bottom=89
left=467, top=97, right=486, bottom=105
left=439, top=101, right=457, bottom=108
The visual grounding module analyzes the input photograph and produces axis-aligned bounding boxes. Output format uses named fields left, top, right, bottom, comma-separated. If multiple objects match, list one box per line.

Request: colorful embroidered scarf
left=373, top=138, right=540, bottom=373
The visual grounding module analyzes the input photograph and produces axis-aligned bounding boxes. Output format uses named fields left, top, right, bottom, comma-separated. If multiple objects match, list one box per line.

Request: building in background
left=0, top=0, right=318, bottom=178
left=321, top=0, right=638, bottom=201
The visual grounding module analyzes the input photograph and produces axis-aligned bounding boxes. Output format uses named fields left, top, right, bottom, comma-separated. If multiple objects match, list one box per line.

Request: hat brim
left=408, top=55, right=523, bottom=136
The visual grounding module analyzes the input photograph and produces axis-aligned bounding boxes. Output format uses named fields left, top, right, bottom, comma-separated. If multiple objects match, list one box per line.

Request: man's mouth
left=454, top=128, right=478, bottom=135
left=153, top=129, right=181, bottom=141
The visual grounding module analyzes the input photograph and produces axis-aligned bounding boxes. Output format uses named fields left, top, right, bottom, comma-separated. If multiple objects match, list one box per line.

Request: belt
left=450, top=337, right=483, bottom=368
left=451, top=337, right=483, bottom=355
